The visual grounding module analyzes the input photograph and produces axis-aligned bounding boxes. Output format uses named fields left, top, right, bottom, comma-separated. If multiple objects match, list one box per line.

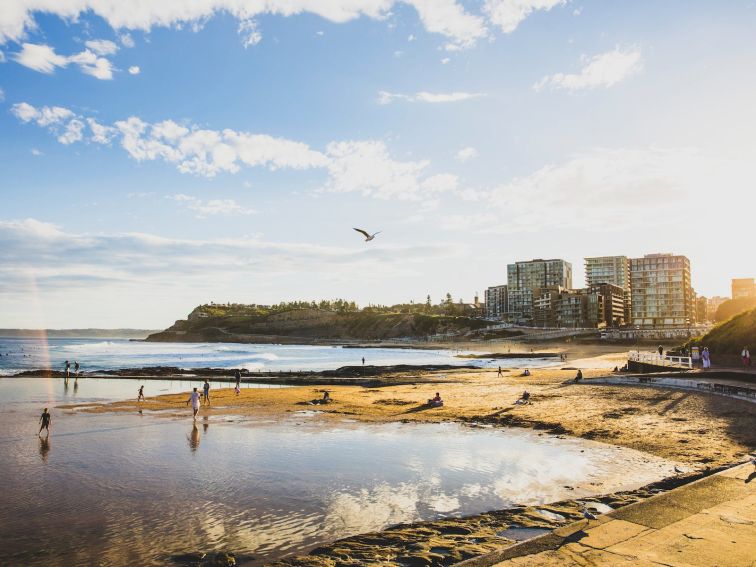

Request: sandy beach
left=57, top=347, right=755, bottom=566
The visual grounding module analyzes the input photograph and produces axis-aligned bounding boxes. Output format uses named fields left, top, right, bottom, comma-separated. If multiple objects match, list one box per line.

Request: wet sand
left=61, top=350, right=756, bottom=566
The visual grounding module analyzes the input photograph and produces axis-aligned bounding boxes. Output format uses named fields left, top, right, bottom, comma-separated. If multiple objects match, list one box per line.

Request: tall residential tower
left=507, top=259, right=572, bottom=323
left=584, top=256, right=631, bottom=324
left=630, top=253, right=694, bottom=328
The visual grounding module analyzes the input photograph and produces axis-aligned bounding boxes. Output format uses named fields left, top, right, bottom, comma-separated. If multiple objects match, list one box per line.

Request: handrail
left=628, top=351, right=692, bottom=369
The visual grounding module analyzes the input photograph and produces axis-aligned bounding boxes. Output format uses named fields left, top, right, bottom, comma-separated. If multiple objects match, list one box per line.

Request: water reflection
left=188, top=424, right=200, bottom=452
left=38, top=437, right=50, bottom=463
left=202, top=416, right=210, bottom=434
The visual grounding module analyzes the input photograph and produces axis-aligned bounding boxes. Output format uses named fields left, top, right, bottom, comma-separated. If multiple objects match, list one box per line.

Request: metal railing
left=628, top=351, right=692, bottom=369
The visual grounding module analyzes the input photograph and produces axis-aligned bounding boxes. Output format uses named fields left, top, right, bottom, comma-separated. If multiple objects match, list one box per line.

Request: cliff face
left=146, top=307, right=489, bottom=343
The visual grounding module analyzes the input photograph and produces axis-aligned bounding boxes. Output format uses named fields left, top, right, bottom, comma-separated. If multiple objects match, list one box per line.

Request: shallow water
left=0, top=378, right=676, bottom=566
left=0, top=337, right=558, bottom=375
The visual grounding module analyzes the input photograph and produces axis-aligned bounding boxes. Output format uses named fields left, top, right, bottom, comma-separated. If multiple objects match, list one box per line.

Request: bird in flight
left=353, top=228, right=381, bottom=242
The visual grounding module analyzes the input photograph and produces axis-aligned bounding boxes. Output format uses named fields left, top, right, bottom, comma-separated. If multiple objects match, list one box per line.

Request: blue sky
left=1, top=1, right=755, bottom=328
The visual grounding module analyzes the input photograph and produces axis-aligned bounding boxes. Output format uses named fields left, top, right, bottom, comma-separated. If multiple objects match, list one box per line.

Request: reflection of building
left=630, top=253, right=694, bottom=328
left=707, top=296, right=729, bottom=320
left=732, top=278, right=756, bottom=299
left=585, top=256, right=631, bottom=322
left=507, top=259, right=572, bottom=323
left=484, top=285, right=508, bottom=320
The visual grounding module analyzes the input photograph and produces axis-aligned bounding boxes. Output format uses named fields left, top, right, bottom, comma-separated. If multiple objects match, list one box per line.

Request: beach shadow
left=746, top=471, right=756, bottom=484
left=401, top=404, right=437, bottom=414
left=660, top=392, right=691, bottom=414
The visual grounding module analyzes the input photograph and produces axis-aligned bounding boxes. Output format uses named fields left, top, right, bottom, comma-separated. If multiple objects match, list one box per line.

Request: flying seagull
left=353, top=228, right=381, bottom=242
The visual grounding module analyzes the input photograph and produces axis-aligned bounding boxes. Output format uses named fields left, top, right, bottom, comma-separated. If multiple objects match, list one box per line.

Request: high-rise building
left=707, top=296, right=728, bottom=321
left=507, top=259, right=572, bottom=323
left=533, top=286, right=603, bottom=328
left=732, top=278, right=756, bottom=299
left=584, top=256, right=631, bottom=322
left=589, top=283, right=626, bottom=327
left=484, top=285, right=508, bottom=320
left=630, top=253, right=694, bottom=328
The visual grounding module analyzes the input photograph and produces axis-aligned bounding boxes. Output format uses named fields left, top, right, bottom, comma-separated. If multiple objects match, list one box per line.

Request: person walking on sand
left=234, top=369, right=241, bottom=390
left=38, top=408, right=51, bottom=437
left=202, top=379, right=211, bottom=406
left=702, top=347, right=711, bottom=370
left=497, top=366, right=503, bottom=378
left=137, top=385, right=145, bottom=402
left=742, top=347, right=751, bottom=368
left=187, top=388, right=201, bottom=419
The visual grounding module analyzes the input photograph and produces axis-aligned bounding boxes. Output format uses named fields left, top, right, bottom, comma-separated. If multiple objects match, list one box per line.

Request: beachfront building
left=630, top=253, right=694, bottom=328
left=584, top=256, right=631, bottom=322
left=732, top=278, right=756, bottom=299
left=707, top=296, right=728, bottom=320
left=507, top=259, right=572, bottom=323
left=589, top=283, right=626, bottom=327
left=484, top=285, right=508, bottom=320
left=533, top=287, right=604, bottom=328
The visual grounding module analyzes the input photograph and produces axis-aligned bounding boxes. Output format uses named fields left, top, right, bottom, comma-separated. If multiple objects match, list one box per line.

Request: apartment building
left=585, top=256, right=631, bottom=322
left=507, top=259, right=572, bottom=323
left=732, top=278, right=756, bottom=299
left=484, top=284, right=508, bottom=320
left=630, top=253, right=694, bottom=328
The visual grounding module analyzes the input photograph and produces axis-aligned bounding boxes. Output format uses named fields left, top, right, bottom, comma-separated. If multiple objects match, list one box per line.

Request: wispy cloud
left=533, top=47, right=643, bottom=92
left=377, top=90, right=485, bottom=104
left=455, top=147, right=478, bottom=162
left=12, top=42, right=117, bottom=80
left=167, top=194, right=257, bottom=217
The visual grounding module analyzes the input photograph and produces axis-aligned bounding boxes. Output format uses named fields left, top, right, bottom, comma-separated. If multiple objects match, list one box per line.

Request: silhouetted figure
left=497, top=366, right=503, bottom=377
left=137, top=385, right=145, bottom=402
left=38, top=408, right=51, bottom=437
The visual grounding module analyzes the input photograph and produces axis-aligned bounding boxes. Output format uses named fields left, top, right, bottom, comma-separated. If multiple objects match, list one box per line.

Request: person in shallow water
left=137, top=385, right=145, bottom=402
left=202, top=379, right=211, bottom=406
left=187, top=388, right=201, bottom=419
left=38, top=407, right=51, bottom=436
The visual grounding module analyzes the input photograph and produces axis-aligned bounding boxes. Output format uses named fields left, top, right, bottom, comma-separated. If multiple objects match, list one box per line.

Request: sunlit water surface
left=0, top=377, right=676, bottom=566
left=0, top=337, right=560, bottom=376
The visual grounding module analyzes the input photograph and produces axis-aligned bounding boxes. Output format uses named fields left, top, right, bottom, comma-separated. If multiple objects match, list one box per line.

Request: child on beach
left=137, top=385, right=145, bottom=402
left=187, top=388, right=202, bottom=419
left=38, top=408, right=51, bottom=436
left=234, top=384, right=241, bottom=396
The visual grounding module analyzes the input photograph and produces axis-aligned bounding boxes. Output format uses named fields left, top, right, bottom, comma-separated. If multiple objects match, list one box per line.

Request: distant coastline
left=0, top=329, right=159, bottom=339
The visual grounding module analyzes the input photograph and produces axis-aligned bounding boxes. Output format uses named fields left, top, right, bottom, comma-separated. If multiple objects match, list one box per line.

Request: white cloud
left=119, top=33, right=135, bottom=48
left=455, top=147, right=478, bottom=162
left=377, top=90, right=484, bottom=104
left=0, top=1, right=491, bottom=50
left=484, top=0, right=565, bottom=33
left=12, top=42, right=115, bottom=79
left=13, top=102, right=459, bottom=201
left=238, top=19, right=262, bottom=47
left=30, top=148, right=43, bottom=156
left=440, top=57, right=451, bottom=64
left=0, top=50, right=5, bottom=62
left=58, top=119, right=85, bottom=145
left=0, top=87, right=4, bottom=102
left=316, top=30, right=325, bottom=36
left=128, top=65, right=140, bottom=75
left=167, top=194, right=257, bottom=217
left=534, top=47, right=643, bottom=92
left=408, top=34, right=416, bottom=42
left=85, top=39, right=118, bottom=56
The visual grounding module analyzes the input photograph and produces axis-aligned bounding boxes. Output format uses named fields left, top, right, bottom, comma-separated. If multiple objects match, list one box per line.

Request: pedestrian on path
left=702, top=347, right=711, bottom=369
left=187, top=388, right=201, bottom=419
left=742, top=347, right=751, bottom=367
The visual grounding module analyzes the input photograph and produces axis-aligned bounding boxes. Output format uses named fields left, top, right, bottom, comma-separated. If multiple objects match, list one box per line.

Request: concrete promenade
left=457, top=462, right=756, bottom=567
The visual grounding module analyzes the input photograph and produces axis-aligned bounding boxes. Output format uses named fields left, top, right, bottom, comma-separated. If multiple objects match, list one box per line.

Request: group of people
left=64, top=360, right=80, bottom=379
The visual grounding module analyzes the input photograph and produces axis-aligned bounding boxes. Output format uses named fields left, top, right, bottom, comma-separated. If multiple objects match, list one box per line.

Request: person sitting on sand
left=522, top=369, right=531, bottom=377
left=574, top=369, right=583, bottom=383
left=514, top=390, right=530, bottom=405
left=322, top=390, right=331, bottom=403
left=427, top=392, right=443, bottom=407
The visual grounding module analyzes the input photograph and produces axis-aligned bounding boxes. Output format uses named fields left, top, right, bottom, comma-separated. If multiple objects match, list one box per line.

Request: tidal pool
left=0, top=378, right=677, bottom=566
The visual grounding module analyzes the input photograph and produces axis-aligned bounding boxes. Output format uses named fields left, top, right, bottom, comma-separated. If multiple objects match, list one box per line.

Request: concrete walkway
left=457, top=463, right=756, bottom=567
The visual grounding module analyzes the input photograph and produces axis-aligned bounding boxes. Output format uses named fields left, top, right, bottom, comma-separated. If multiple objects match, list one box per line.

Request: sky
left=1, top=0, right=755, bottom=328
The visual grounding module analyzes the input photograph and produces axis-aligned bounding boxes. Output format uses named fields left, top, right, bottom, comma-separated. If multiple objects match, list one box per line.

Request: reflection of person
left=39, top=408, right=51, bottom=436
left=202, top=416, right=209, bottom=433
left=39, top=436, right=50, bottom=463
left=188, top=424, right=200, bottom=451
left=187, top=388, right=201, bottom=419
